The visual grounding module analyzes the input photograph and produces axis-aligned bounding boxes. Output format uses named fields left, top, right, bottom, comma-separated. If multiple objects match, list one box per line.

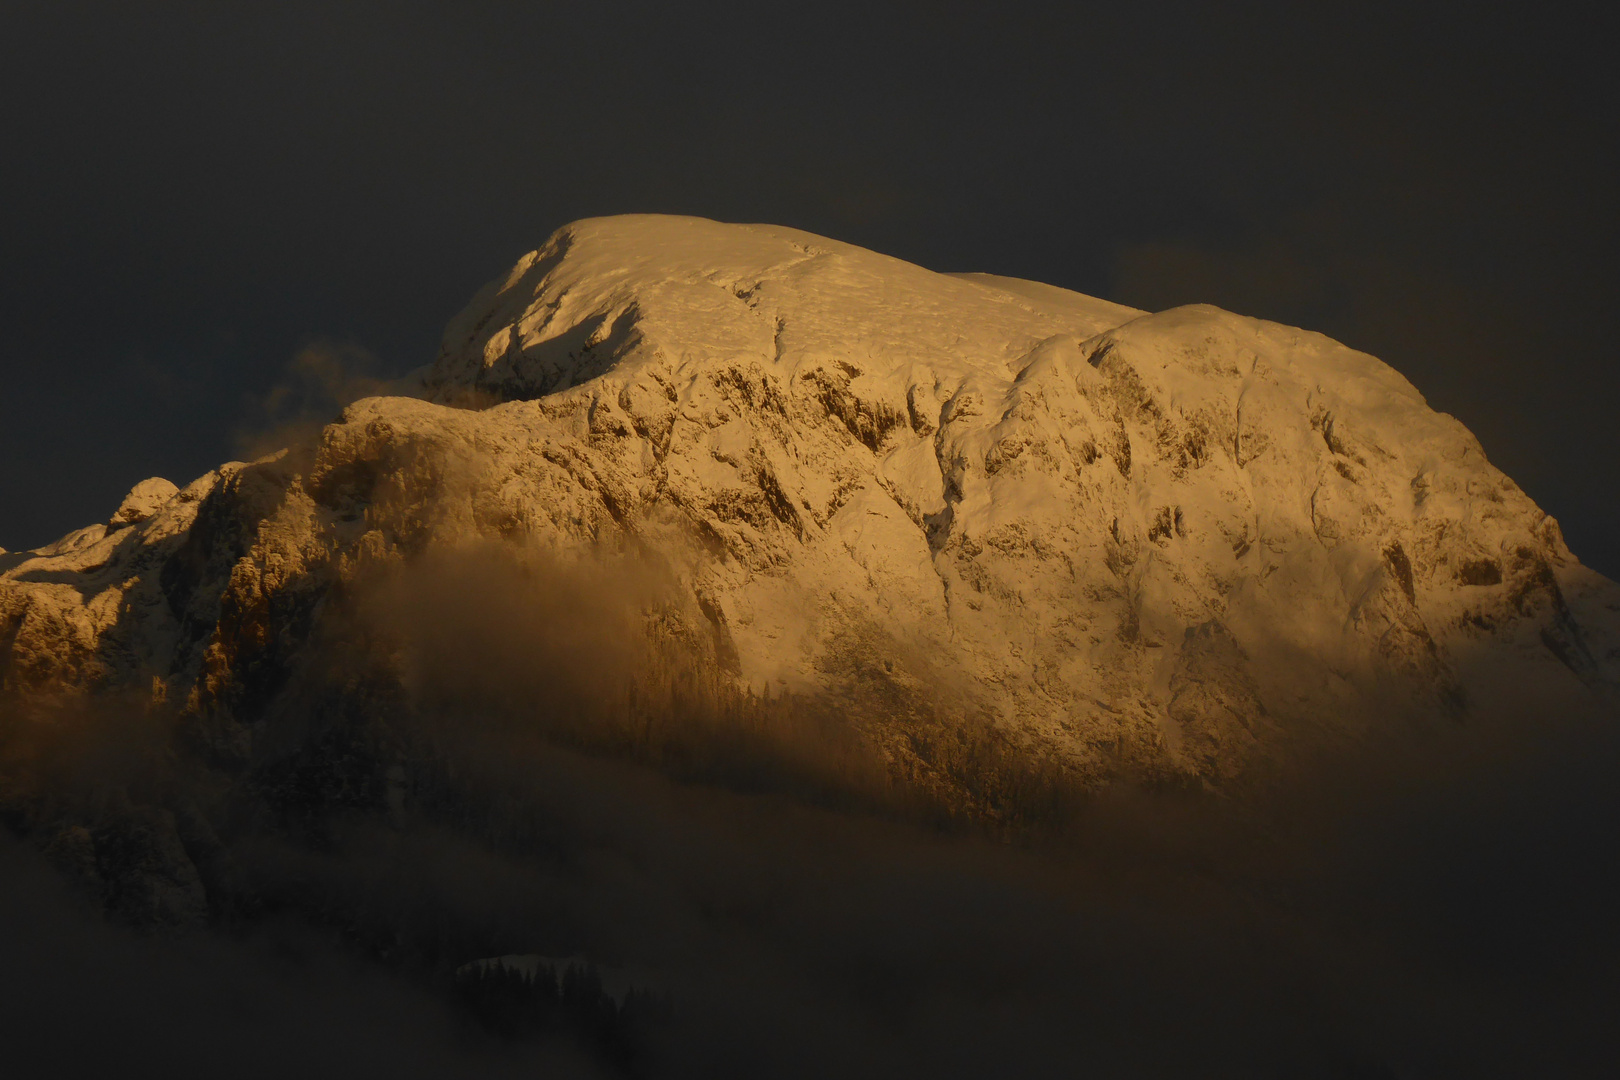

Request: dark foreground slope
left=4, top=675, right=1619, bottom=1078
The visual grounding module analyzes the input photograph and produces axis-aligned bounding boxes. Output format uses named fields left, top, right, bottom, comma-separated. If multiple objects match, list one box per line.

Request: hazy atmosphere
left=3, top=4, right=1618, bottom=1078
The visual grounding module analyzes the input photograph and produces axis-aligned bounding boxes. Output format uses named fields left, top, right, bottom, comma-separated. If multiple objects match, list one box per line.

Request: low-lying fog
left=3, top=544, right=1616, bottom=1079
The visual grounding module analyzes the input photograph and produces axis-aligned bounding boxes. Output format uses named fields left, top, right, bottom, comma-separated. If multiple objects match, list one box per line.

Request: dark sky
left=3, top=1, right=1616, bottom=576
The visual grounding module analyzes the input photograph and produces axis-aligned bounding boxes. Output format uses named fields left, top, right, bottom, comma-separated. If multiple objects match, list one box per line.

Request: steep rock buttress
left=5, top=214, right=1617, bottom=794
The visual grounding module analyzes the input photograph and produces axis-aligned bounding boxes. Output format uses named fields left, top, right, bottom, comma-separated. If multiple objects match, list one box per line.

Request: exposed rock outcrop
left=4, top=215, right=1616, bottom=808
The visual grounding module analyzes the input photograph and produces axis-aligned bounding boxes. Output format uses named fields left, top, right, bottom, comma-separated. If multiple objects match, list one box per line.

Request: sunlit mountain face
left=2, top=217, right=1617, bottom=1077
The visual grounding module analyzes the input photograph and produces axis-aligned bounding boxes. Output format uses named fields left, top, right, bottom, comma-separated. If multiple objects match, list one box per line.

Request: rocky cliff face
left=4, top=215, right=1617, bottom=808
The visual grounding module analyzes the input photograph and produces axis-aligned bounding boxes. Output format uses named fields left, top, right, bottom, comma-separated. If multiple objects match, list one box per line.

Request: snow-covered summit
left=427, top=215, right=1143, bottom=405
left=109, top=477, right=180, bottom=528
left=4, top=215, right=1616, bottom=789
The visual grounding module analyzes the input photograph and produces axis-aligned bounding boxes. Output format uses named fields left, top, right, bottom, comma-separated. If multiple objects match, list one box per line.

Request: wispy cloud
left=233, top=340, right=421, bottom=462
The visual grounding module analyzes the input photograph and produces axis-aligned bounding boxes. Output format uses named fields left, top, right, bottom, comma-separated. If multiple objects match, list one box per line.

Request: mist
left=4, top=540, right=1617, bottom=1078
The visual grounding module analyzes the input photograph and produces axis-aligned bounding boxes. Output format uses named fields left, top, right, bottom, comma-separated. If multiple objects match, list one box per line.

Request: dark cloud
left=8, top=690, right=1617, bottom=1077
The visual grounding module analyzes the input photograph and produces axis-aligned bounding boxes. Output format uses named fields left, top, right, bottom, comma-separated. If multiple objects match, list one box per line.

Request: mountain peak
left=426, top=213, right=1144, bottom=405
left=4, top=216, right=1616, bottom=794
